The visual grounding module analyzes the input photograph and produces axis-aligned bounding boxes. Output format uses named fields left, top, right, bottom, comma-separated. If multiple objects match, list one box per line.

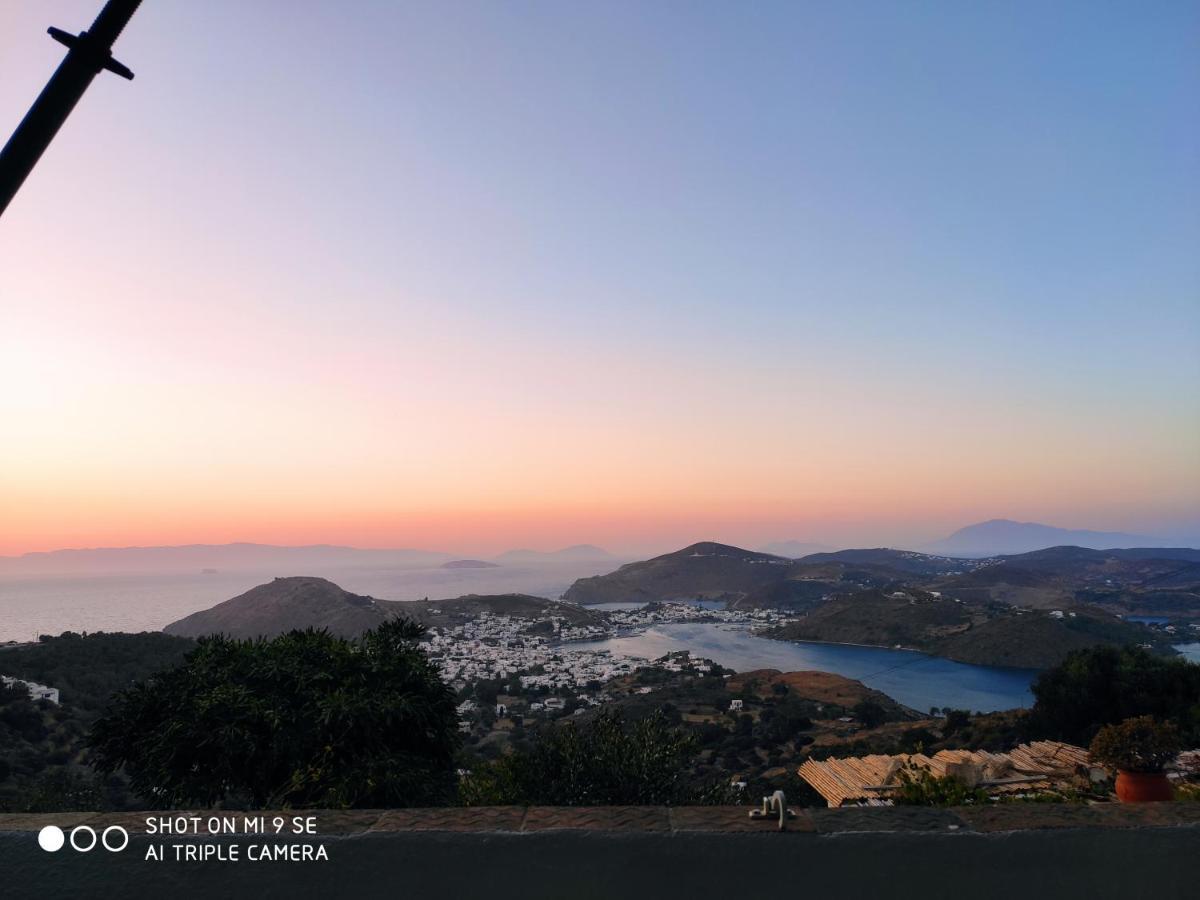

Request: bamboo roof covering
left=798, top=741, right=1089, bottom=808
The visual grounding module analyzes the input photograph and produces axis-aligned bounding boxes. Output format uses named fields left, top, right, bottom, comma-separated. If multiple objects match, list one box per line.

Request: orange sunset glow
left=2, top=1, right=1197, bottom=559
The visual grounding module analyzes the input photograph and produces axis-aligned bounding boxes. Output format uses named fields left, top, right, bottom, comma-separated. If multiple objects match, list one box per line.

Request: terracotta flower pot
left=1115, top=770, right=1174, bottom=803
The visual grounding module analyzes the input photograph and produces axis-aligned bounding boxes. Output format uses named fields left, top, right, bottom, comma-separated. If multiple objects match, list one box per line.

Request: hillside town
left=423, top=602, right=799, bottom=727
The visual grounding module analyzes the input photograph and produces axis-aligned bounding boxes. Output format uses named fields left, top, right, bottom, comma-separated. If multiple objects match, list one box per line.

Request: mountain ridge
left=923, top=519, right=1153, bottom=557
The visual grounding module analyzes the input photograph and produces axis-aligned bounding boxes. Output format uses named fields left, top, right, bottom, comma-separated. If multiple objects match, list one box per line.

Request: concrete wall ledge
left=3, top=801, right=1200, bottom=835
left=3, top=804, right=1198, bottom=900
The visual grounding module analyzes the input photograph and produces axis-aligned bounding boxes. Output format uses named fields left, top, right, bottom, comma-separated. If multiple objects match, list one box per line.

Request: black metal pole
left=0, top=0, right=142, bottom=219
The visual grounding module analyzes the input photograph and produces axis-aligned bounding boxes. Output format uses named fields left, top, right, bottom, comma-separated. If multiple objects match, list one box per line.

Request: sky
left=1, top=0, right=1198, bottom=557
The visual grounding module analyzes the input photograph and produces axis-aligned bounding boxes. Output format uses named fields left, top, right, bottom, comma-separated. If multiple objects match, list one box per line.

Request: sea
left=2, top=572, right=1196, bottom=713
left=0, top=563, right=612, bottom=641
left=572, top=623, right=1038, bottom=714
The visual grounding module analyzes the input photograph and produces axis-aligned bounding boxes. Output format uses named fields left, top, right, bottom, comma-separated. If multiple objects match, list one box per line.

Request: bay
left=572, top=622, right=1039, bottom=713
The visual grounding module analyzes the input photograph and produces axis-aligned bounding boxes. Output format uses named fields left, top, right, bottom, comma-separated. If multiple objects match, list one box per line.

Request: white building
left=1, top=676, right=59, bottom=704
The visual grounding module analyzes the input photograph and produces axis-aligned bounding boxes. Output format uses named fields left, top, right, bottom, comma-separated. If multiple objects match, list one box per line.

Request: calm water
left=573, top=623, right=1039, bottom=713
left=0, top=563, right=615, bottom=642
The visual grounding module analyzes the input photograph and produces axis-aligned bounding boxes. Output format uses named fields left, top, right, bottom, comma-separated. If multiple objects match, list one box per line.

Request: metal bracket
left=748, top=790, right=796, bottom=831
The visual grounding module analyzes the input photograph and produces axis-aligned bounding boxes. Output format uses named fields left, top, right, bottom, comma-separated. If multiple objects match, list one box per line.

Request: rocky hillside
left=565, top=540, right=1200, bottom=620
left=935, top=546, right=1200, bottom=612
left=163, top=579, right=607, bottom=640
left=725, top=669, right=919, bottom=718
left=563, top=542, right=791, bottom=605
left=767, top=590, right=1176, bottom=669
left=163, top=576, right=397, bottom=639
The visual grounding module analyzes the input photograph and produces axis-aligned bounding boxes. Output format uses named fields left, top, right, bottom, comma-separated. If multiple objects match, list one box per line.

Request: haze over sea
left=0, top=563, right=617, bottom=641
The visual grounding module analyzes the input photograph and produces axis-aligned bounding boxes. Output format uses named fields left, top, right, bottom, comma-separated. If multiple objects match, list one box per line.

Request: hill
left=0, top=632, right=196, bottom=811
left=935, top=546, right=1200, bottom=613
left=725, top=669, right=917, bottom=716
left=794, top=549, right=982, bottom=577
left=162, top=577, right=397, bottom=639
left=767, top=590, right=1175, bottom=669
left=563, top=542, right=791, bottom=605
left=163, top=578, right=608, bottom=640
left=442, top=559, right=500, bottom=569
left=924, top=519, right=1151, bottom=557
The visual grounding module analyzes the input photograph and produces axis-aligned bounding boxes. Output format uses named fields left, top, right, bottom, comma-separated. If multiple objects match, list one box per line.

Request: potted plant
left=1088, top=716, right=1181, bottom=802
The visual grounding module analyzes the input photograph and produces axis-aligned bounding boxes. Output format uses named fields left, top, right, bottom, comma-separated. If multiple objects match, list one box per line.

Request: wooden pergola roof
left=798, top=741, right=1090, bottom=808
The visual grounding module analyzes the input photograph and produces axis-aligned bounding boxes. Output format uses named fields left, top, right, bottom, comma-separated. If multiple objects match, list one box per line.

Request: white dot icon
left=38, top=825, right=65, bottom=852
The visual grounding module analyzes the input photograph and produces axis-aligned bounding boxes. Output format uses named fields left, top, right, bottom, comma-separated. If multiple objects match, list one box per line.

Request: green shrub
left=1088, top=716, right=1181, bottom=774
left=892, top=762, right=989, bottom=807
left=1029, top=647, right=1200, bottom=746
left=459, top=709, right=722, bottom=806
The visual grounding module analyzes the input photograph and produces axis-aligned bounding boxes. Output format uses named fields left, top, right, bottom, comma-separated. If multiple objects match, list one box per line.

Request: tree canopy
left=460, top=709, right=719, bottom=806
left=1028, top=646, right=1200, bottom=746
left=0, top=631, right=195, bottom=812
left=89, top=619, right=460, bottom=808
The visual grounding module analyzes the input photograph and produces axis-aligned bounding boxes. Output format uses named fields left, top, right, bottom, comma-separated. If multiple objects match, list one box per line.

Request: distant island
left=442, top=559, right=500, bottom=569
left=494, top=545, right=613, bottom=564
left=922, top=519, right=1155, bottom=557
left=0, top=541, right=618, bottom=576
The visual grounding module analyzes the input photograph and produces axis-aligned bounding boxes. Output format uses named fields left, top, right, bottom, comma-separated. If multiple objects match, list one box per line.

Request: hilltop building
left=1, top=675, right=59, bottom=704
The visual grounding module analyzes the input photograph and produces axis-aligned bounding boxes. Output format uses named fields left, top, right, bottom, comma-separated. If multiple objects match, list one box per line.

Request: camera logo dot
left=38, top=824, right=128, bottom=853
left=102, top=825, right=130, bottom=852
left=70, top=826, right=96, bottom=852
left=38, top=826, right=65, bottom=852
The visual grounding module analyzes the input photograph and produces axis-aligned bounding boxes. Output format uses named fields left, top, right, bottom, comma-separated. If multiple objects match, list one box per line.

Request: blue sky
left=1, top=1, right=1197, bottom=553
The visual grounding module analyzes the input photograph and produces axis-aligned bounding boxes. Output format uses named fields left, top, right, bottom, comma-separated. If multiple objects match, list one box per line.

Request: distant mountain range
left=493, top=545, right=614, bottom=564
left=745, top=519, right=1169, bottom=560
left=561, top=541, right=1199, bottom=667
left=563, top=540, right=1200, bottom=615
left=0, top=542, right=617, bottom=576
left=923, top=519, right=1154, bottom=557
left=0, top=543, right=455, bottom=575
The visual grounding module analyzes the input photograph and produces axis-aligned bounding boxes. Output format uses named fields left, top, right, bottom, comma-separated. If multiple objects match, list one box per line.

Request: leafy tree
left=1028, top=646, right=1200, bottom=746
left=942, top=709, right=971, bottom=735
left=89, top=619, right=460, bottom=808
left=852, top=700, right=888, bottom=729
left=460, top=709, right=711, bottom=805
left=0, top=632, right=196, bottom=812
